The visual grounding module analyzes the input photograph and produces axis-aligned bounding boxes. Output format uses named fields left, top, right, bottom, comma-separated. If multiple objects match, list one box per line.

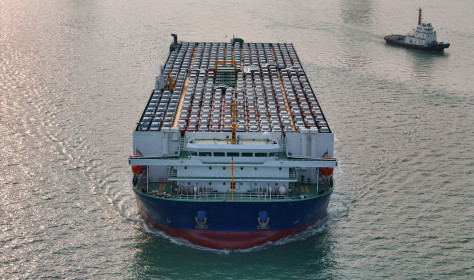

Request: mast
left=167, top=72, right=174, bottom=92
left=231, top=158, right=235, bottom=202
left=230, top=92, right=237, bottom=202
left=418, top=7, right=422, bottom=25
left=230, top=96, right=238, bottom=144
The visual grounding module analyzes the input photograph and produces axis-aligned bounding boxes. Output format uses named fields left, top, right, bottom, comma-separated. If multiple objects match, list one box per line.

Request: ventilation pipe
left=171, top=33, right=178, bottom=47
left=301, top=129, right=309, bottom=157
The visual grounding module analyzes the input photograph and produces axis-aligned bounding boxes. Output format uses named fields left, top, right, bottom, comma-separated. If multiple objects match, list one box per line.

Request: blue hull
left=134, top=188, right=332, bottom=249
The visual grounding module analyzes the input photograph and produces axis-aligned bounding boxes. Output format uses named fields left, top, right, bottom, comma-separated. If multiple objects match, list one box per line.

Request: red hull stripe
left=140, top=211, right=325, bottom=250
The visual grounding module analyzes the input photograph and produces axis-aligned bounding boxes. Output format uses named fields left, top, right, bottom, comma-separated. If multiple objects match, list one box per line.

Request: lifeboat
left=320, top=155, right=334, bottom=177
left=131, top=154, right=145, bottom=175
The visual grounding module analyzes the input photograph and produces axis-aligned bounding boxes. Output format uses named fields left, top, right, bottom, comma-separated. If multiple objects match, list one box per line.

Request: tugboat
left=384, top=8, right=450, bottom=51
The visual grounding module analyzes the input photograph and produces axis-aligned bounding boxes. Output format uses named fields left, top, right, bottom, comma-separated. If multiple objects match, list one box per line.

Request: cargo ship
left=129, top=34, right=337, bottom=250
left=384, top=8, right=450, bottom=51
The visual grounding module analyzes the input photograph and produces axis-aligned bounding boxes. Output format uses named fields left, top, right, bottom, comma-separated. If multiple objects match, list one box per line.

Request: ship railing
left=176, top=191, right=289, bottom=201
left=285, top=157, right=337, bottom=163
left=130, top=155, right=180, bottom=161
left=130, top=155, right=336, bottom=163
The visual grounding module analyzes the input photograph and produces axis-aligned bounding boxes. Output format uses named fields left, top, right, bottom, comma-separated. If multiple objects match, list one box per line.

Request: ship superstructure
left=129, top=35, right=337, bottom=249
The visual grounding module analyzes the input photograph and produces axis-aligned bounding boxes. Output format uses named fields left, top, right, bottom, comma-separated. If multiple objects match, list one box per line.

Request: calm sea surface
left=1, top=0, right=473, bottom=279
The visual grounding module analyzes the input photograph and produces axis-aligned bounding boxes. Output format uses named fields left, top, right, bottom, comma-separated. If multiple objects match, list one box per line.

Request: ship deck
left=137, top=40, right=331, bottom=134
left=133, top=150, right=331, bottom=162
left=137, top=181, right=332, bottom=202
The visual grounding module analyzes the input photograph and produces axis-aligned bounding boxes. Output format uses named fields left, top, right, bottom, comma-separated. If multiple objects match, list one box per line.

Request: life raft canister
left=320, top=155, right=334, bottom=177
left=131, top=154, right=145, bottom=175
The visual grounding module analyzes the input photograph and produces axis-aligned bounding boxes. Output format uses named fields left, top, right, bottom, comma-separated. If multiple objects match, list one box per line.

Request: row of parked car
left=138, top=41, right=330, bottom=134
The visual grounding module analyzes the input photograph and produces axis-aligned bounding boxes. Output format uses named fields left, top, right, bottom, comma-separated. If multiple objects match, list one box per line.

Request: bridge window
left=227, top=152, right=239, bottom=157
left=255, top=152, right=267, bottom=157
left=190, top=151, right=197, bottom=156
left=199, top=152, right=211, bottom=156
left=242, top=152, right=253, bottom=157
left=214, top=152, right=225, bottom=157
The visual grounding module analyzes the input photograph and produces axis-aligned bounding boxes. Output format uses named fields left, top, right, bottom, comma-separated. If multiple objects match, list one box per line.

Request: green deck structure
left=137, top=181, right=332, bottom=202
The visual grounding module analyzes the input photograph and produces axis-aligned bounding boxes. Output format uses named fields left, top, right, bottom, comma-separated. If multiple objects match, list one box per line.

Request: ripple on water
left=1, top=0, right=474, bottom=279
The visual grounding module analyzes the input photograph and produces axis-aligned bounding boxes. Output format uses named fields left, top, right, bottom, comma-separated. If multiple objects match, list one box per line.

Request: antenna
left=229, top=95, right=238, bottom=144
left=418, top=7, right=422, bottom=25
left=218, top=85, right=239, bottom=144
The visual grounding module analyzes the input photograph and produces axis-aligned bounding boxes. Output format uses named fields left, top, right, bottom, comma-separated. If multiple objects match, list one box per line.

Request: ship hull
left=384, top=35, right=450, bottom=51
left=134, top=188, right=332, bottom=250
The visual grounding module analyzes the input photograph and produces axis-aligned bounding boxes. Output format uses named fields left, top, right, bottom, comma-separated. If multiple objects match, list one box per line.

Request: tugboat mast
left=418, top=7, right=422, bottom=25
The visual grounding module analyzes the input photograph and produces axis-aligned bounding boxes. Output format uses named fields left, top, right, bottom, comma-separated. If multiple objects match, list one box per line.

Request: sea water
left=1, top=0, right=473, bottom=279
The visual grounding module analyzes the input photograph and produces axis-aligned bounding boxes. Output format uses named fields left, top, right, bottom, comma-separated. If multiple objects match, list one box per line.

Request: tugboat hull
left=384, top=34, right=450, bottom=52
